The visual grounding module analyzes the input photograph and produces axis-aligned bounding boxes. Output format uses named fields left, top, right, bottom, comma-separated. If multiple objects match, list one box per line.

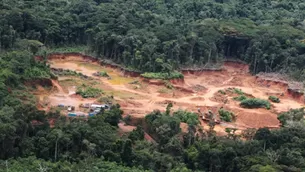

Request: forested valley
left=1, top=0, right=305, bottom=171
left=2, top=0, right=305, bottom=78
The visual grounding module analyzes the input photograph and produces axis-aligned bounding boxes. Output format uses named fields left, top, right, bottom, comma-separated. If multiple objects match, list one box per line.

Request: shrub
left=233, top=88, right=244, bottom=95
left=278, top=108, right=305, bottom=126
left=268, top=96, right=280, bottom=103
left=76, top=85, right=102, bottom=98
left=123, top=114, right=131, bottom=125
left=145, top=110, right=181, bottom=144
left=233, top=95, right=247, bottom=101
left=173, top=110, right=199, bottom=126
left=218, top=90, right=226, bottom=95
left=24, top=67, right=51, bottom=79
left=141, top=72, right=184, bottom=80
left=98, top=96, right=114, bottom=104
left=240, top=98, right=271, bottom=109
left=97, top=71, right=109, bottom=77
left=219, top=109, right=236, bottom=122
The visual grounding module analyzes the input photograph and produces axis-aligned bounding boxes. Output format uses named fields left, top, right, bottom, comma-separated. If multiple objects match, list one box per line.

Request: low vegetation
left=269, top=96, right=280, bottom=103
left=97, top=96, right=115, bottom=104
left=52, top=69, right=86, bottom=78
left=40, top=46, right=88, bottom=54
left=219, top=88, right=245, bottom=96
left=58, top=69, right=81, bottom=76
left=240, top=98, right=271, bottom=110
left=218, top=90, right=226, bottom=95
left=76, top=85, right=102, bottom=98
left=123, top=114, right=132, bottom=125
left=173, top=110, right=200, bottom=126
left=233, top=95, right=248, bottom=101
left=233, top=88, right=245, bottom=95
left=94, top=71, right=110, bottom=77
left=24, top=67, right=52, bottom=79
left=278, top=108, right=305, bottom=127
left=141, top=72, right=184, bottom=80
left=219, top=108, right=236, bottom=122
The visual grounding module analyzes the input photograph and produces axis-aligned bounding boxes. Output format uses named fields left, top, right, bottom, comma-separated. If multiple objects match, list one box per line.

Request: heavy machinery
left=198, top=109, right=221, bottom=124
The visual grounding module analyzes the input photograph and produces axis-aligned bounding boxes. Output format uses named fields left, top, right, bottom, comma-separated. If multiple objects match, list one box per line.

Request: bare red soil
left=35, top=54, right=304, bottom=135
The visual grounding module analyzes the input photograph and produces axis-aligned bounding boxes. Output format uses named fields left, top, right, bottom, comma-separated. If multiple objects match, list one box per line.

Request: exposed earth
left=34, top=54, right=304, bottom=135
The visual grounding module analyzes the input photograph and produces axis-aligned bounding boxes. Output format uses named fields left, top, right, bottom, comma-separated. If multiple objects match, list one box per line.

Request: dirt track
left=36, top=55, right=304, bottom=133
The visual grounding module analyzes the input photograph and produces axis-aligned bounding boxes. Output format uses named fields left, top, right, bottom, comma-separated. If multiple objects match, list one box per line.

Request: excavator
left=198, top=108, right=221, bottom=124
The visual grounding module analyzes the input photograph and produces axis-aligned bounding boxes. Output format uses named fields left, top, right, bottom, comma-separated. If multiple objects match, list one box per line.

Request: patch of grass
left=240, top=98, right=271, bottom=110
left=233, top=95, right=247, bottom=101
left=269, top=96, right=280, bottom=103
left=76, top=85, right=102, bottom=98
left=219, top=108, right=236, bottom=122
left=141, top=72, right=184, bottom=80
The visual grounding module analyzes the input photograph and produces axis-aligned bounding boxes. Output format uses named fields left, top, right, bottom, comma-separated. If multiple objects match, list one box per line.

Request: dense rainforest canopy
left=1, top=0, right=305, bottom=171
left=1, top=0, right=305, bottom=79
